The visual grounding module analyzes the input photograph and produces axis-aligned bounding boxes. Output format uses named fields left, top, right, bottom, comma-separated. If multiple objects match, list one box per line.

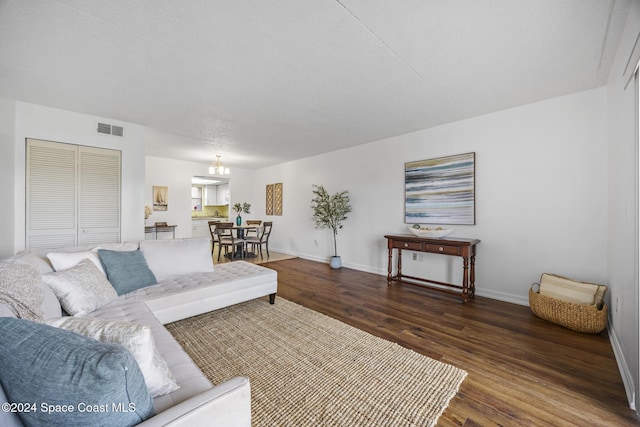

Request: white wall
left=606, top=0, right=640, bottom=410
left=7, top=102, right=147, bottom=253
left=0, top=97, right=16, bottom=258
left=244, top=88, right=608, bottom=307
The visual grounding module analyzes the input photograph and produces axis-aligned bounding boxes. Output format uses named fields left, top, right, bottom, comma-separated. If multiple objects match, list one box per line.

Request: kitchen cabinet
left=204, top=185, right=217, bottom=206
left=216, top=183, right=229, bottom=205
left=192, top=219, right=212, bottom=238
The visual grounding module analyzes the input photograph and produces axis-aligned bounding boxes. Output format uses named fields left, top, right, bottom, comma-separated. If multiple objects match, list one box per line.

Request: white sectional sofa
left=0, top=237, right=277, bottom=427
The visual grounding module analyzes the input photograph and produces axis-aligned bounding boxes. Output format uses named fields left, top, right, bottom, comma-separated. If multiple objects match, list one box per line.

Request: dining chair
left=208, top=221, right=220, bottom=255
left=216, top=222, right=245, bottom=261
left=245, top=220, right=262, bottom=237
left=245, top=221, right=272, bottom=259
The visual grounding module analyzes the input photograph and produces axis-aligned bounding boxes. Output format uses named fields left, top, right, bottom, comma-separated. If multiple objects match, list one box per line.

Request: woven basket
left=529, top=287, right=608, bottom=334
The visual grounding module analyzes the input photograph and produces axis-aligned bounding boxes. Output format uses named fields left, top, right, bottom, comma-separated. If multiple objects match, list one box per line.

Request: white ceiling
left=0, top=0, right=632, bottom=169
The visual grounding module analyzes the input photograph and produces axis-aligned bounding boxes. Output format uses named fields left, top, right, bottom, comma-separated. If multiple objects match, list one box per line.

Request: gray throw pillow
left=98, top=249, right=158, bottom=295
left=0, top=261, right=44, bottom=320
left=0, top=317, right=154, bottom=426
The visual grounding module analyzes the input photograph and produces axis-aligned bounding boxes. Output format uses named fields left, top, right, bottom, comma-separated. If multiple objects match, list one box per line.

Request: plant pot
left=330, top=256, right=342, bottom=269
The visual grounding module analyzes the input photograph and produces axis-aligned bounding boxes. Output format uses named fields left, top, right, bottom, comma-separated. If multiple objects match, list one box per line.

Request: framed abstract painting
left=405, top=152, right=475, bottom=225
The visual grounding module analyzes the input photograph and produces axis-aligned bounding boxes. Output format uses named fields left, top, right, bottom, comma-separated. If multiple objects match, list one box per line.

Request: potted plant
left=310, top=184, right=352, bottom=268
left=232, top=202, right=251, bottom=226
left=144, top=205, right=152, bottom=226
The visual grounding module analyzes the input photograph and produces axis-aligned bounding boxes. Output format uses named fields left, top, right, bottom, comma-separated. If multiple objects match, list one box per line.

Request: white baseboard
left=609, top=323, right=636, bottom=410
left=475, top=288, right=529, bottom=306
left=278, top=249, right=529, bottom=305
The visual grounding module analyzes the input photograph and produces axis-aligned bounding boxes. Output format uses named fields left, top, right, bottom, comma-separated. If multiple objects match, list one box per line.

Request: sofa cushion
left=41, top=259, right=117, bottom=316
left=0, top=317, right=154, bottom=426
left=139, top=237, right=214, bottom=282
left=113, top=261, right=278, bottom=324
left=44, top=316, right=179, bottom=397
left=47, top=250, right=107, bottom=276
left=98, top=249, right=157, bottom=296
left=0, top=261, right=44, bottom=320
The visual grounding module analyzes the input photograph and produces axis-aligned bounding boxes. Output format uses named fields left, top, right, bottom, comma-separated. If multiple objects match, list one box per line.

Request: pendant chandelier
left=209, top=155, right=230, bottom=175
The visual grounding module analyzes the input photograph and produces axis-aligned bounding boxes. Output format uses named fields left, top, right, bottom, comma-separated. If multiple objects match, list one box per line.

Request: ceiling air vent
left=97, top=122, right=124, bottom=137
left=97, top=122, right=111, bottom=135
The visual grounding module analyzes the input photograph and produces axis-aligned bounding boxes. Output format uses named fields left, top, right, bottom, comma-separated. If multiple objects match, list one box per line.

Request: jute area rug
left=166, top=297, right=467, bottom=426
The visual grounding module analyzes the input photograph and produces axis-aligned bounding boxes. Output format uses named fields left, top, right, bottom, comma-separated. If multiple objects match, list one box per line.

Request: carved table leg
left=387, top=247, right=393, bottom=284
left=469, top=254, right=476, bottom=297
left=397, top=249, right=403, bottom=281
left=462, top=257, right=469, bottom=303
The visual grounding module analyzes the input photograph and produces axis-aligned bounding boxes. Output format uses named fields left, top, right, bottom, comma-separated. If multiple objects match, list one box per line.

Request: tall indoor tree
left=310, top=184, right=352, bottom=268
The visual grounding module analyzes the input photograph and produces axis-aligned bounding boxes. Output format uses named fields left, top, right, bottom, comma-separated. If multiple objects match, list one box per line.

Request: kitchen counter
left=191, top=217, right=228, bottom=221
left=191, top=217, right=229, bottom=238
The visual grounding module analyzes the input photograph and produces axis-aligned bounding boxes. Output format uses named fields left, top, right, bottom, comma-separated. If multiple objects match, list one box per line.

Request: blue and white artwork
left=405, top=152, right=475, bottom=225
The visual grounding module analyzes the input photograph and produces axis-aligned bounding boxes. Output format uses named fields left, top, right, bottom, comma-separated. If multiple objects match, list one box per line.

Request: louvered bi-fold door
left=26, top=139, right=121, bottom=250
left=26, top=140, right=78, bottom=249
left=78, top=147, right=121, bottom=245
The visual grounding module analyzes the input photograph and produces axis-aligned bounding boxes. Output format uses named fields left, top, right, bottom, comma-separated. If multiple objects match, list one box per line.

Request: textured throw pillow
left=0, top=261, right=44, bottom=320
left=0, top=317, right=154, bottom=426
left=41, top=259, right=117, bottom=316
left=45, top=317, right=179, bottom=397
left=139, top=237, right=214, bottom=281
left=47, top=250, right=107, bottom=276
left=98, top=249, right=157, bottom=296
left=539, top=273, right=601, bottom=305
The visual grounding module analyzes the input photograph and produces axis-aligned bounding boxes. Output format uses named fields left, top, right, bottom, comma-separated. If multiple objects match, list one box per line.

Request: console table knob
left=439, top=247, right=444, bottom=252
left=403, top=243, right=409, bottom=248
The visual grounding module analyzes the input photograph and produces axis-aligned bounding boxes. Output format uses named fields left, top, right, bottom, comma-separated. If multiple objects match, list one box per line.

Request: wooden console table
left=385, top=234, right=480, bottom=302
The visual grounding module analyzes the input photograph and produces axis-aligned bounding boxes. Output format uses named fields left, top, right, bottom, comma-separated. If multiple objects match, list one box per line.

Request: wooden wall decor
left=266, top=182, right=283, bottom=216
left=274, top=183, right=283, bottom=215
left=266, top=184, right=274, bottom=215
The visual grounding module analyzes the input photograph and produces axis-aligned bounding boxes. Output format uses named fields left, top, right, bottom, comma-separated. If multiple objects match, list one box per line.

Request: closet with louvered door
left=26, top=138, right=121, bottom=250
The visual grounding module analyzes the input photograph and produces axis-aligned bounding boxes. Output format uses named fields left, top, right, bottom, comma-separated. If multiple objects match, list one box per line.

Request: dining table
left=223, top=225, right=261, bottom=259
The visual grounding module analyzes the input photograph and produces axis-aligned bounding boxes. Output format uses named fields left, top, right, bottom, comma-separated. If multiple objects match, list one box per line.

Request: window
left=191, top=185, right=203, bottom=211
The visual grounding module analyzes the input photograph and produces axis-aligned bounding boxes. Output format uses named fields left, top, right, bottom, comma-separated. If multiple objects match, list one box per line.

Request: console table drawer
left=425, top=244, right=459, bottom=256
left=392, top=240, right=423, bottom=251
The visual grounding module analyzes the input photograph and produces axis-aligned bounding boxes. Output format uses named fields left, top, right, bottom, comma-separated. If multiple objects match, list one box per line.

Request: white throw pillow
left=41, top=259, right=117, bottom=316
left=140, top=237, right=214, bottom=281
left=44, top=316, right=179, bottom=397
left=47, top=250, right=107, bottom=276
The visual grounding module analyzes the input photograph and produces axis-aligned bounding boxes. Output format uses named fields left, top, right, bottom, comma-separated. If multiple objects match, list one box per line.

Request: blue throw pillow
left=98, top=249, right=157, bottom=296
left=0, top=317, right=154, bottom=427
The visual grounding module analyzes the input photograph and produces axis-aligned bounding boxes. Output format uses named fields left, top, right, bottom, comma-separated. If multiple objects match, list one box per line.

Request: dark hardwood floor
left=261, top=258, right=639, bottom=426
